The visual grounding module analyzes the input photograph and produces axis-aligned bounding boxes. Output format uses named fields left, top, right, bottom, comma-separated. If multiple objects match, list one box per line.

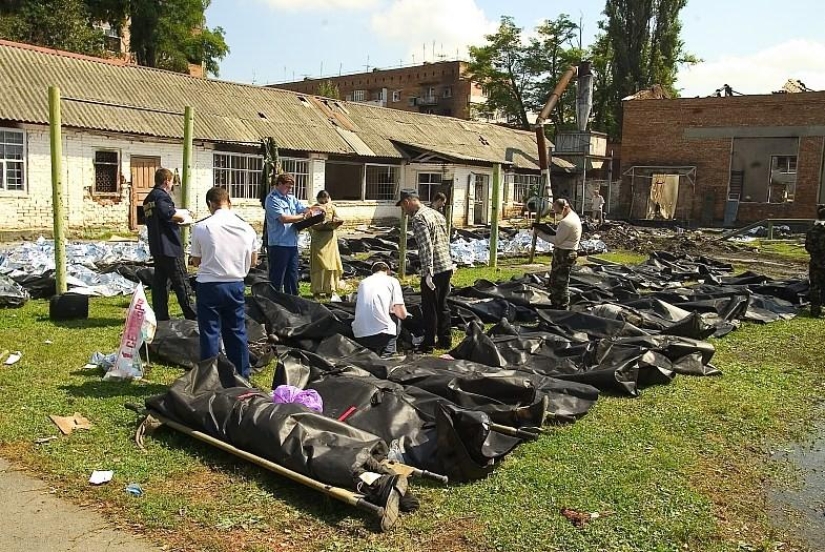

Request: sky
left=207, top=0, right=825, bottom=97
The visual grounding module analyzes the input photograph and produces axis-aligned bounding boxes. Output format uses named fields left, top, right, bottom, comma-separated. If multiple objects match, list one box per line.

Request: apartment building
left=270, top=60, right=492, bottom=121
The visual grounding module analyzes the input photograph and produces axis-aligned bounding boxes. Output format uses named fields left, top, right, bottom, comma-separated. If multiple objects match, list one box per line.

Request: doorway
left=129, top=156, right=161, bottom=230
left=472, top=173, right=489, bottom=225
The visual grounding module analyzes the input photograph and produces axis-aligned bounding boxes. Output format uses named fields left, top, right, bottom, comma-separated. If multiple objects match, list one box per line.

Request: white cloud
left=370, top=0, right=498, bottom=63
left=258, top=0, right=378, bottom=10
left=677, top=39, right=825, bottom=97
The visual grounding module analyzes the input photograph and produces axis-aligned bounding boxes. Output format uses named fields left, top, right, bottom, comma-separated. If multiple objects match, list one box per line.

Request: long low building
left=0, top=40, right=574, bottom=235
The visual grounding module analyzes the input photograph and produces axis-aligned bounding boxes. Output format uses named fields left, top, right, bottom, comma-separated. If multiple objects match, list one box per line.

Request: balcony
left=416, top=95, right=439, bottom=106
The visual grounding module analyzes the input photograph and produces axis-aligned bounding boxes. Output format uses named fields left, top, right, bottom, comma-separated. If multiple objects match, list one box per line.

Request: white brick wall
left=0, top=124, right=523, bottom=233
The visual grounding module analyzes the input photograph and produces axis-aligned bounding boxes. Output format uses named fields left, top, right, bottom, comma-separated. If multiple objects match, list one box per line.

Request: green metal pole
left=444, top=181, right=453, bottom=241
left=49, top=86, right=67, bottom=295
left=399, top=211, right=408, bottom=279
left=181, top=106, right=194, bottom=255
left=489, top=164, right=501, bottom=268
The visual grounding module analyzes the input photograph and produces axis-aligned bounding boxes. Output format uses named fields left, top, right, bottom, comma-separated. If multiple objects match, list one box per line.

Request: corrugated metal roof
left=0, top=41, right=555, bottom=169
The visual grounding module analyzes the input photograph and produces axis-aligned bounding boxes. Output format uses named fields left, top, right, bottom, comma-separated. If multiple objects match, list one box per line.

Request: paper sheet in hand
left=175, top=209, right=194, bottom=226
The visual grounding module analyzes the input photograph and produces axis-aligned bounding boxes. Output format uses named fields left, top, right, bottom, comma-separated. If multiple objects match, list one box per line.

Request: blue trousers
left=196, top=281, right=249, bottom=377
left=267, top=245, right=299, bottom=295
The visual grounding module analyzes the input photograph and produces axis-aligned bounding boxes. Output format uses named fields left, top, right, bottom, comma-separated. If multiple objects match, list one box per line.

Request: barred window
left=93, top=151, right=120, bottom=194
left=512, top=174, right=539, bottom=204
left=213, top=153, right=309, bottom=201
left=417, top=172, right=442, bottom=203
left=280, top=157, right=310, bottom=201
left=365, top=165, right=399, bottom=201
left=0, top=129, right=25, bottom=192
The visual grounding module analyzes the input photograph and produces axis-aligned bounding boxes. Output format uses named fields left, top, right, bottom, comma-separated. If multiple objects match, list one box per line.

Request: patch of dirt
left=410, top=517, right=488, bottom=552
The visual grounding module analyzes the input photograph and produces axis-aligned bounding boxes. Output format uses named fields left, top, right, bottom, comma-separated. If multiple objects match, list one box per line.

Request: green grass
left=752, top=241, right=809, bottom=262
left=0, top=251, right=822, bottom=551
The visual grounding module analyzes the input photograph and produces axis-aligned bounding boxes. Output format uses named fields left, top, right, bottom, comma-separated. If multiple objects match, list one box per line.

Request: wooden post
left=181, top=106, right=194, bottom=255
left=399, top=211, right=408, bottom=279
left=489, top=163, right=501, bottom=267
left=49, top=86, right=67, bottom=295
left=444, top=180, right=454, bottom=241
left=529, top=127, right=551, bottom=264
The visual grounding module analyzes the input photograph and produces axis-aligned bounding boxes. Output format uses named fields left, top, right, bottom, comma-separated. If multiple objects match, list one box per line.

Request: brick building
left=270, top=61, right=491, bottom=121
left=620, top=91, right=825, bottom=225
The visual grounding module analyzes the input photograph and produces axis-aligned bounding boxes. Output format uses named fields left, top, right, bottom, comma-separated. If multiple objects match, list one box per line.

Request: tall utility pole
left=489, top=164, right=501, bottom=268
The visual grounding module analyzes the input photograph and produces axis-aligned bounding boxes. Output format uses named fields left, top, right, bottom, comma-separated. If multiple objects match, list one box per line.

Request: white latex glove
left=423, top=273, right=435, bottom=290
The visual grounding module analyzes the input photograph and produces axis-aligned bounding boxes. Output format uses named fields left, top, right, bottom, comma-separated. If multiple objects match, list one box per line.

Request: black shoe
left=360, top=473, right=406, bottom=532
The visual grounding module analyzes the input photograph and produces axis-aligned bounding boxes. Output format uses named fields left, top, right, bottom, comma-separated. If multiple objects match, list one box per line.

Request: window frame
left=417, top=172, right=443, bottom=203
left=92, top=149, right=121, bottom=196
left=364, top=163, right=400, bottom=202
left=0, top=128, right=26, bottom=193
left=212, top=152, right=310, bottom=202
left=392, top=90, right=401, bottom=103
left=511, top=173, right=539, bottom=204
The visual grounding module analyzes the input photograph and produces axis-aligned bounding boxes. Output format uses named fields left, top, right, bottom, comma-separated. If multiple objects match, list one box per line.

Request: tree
left=596, top=0, right=697, bottom=136
left=87, top=0, right=229, bottom=76
left=467, top=16, right=533, bottom=129
left=316, top=80, right=341, bottom=99
left=0, top=0, right=104, bottom=56
left=467, top=15, right=585, bottom=134
left=525, top=14, right=585, bottom=136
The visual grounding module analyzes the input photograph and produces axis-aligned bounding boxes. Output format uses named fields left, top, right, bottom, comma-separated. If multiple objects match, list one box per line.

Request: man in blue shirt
left=265, top=173, right=312, bottom=294
left=143, top=168, right=197, bottom=320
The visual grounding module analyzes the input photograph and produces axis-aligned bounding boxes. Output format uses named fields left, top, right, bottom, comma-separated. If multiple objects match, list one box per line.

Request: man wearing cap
left=397, top=189, right=454, bottom=352
left=352, top=262, right=408, bottom=356
left=546, top=198, right=582, bottom=310
left=265, top=173, right=313, bottom=295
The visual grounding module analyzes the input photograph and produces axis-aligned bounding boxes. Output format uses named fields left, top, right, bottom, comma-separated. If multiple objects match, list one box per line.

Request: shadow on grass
left=40, top=317, right=126, bottom=329
left=149, top=427, right=380, bottom=530
left=59, top=380, right=168, bottom=399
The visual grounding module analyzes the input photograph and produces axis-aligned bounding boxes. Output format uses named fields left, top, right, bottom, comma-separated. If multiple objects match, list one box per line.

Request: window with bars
left=417, top=172, right=442, bottom=203
left=93, top=151, right=120, bottom=194
left=0, top=129, right=25, bottom=192
left=213, top=153, right=309, bottom=201
left=365, top=165, right=399, bottom=201
left=512, top=174, right=539, bottom=204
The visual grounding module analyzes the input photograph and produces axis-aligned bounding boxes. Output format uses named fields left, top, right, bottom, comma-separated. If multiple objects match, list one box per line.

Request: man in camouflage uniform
left=546, top=198, right=582, bottom=309
left=805, top=205, right=825, bottom=317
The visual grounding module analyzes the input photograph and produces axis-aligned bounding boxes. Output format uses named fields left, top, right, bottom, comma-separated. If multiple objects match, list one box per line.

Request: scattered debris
left=49, top=413, right=92, bottom=435
left=124, top=483, right=144, bottom=497
left=89, top=470, right=114, bottom=485
left=560, top=507, right=613, bottom=528
left=3, top=351, right=21, bottom=365
left=34, top=436, right=58, bottom=445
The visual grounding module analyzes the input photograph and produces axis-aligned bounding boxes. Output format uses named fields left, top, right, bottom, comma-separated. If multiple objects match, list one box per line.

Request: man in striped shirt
left=397, top=189, right=455, bottom=353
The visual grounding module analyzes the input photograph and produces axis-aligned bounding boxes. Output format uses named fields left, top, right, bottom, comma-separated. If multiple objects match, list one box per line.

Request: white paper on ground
left=89, top=470, right=114, bottom=485
left=4, top=351, right=21, bottom=365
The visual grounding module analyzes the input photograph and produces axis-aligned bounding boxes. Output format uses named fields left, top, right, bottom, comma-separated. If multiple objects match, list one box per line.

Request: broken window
left=365, top=165, right=399, bottom=201
left=93, top=151, right=120, bottom=194
left=324, top=161, right=363, bottom=201
left=417, top=172, right=443, bottom=203
left=0, top=129, right=25, bottom=192
left=731, top=137, right=798, bottom=203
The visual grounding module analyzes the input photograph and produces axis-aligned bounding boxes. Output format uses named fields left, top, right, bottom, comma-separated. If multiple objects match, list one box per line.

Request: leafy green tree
left=525, top=14, right=584, bottom=136
left=317, top=80, right=341, bottom=99
left=597, top=0, right=697, bottom=136
left=0, top=0, right=104, bottom=56
left=87, top=0, right=229, bottom=76
left=467, top=16, right=533, bottom=129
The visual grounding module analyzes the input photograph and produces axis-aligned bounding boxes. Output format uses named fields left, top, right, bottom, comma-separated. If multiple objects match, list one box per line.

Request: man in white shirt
left=591, top=189, right=606, bottom=225
left=190, top=186, right=258, bottom=377
left=547, top=198, right=582, bottom=310
left=352, top=262, right=409, bottom=357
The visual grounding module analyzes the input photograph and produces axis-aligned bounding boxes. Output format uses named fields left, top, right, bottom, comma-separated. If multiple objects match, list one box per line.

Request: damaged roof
left=0, top=40, right=569, bottom=171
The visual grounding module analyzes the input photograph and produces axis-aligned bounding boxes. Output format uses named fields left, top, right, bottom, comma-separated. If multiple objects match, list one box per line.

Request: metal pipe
left=49, top=86, right=67, bottom=295
left=489, top=164, right=501, bottom=267
left=528, top=128, right=551, bottom=264
left=537, top=65, right=578, bottom=123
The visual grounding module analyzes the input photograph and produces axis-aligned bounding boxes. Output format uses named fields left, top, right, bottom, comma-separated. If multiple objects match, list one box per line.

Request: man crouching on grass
left=190, top=186, right=258, bottom=377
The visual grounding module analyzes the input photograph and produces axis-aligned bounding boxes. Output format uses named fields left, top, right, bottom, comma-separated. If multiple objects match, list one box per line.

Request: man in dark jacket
left=805, top=205, right=825, bottom=317
left=143, top=167, right=196, bottom=320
